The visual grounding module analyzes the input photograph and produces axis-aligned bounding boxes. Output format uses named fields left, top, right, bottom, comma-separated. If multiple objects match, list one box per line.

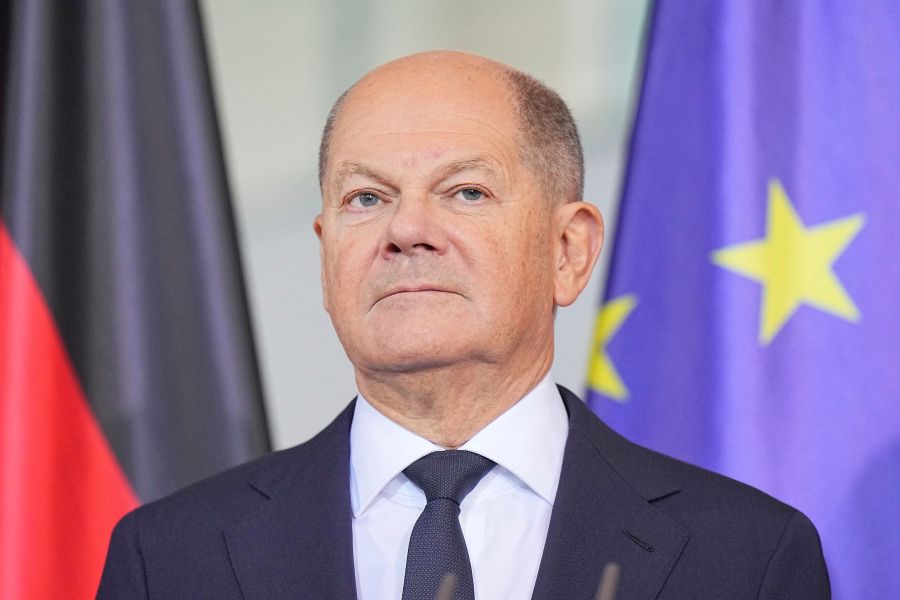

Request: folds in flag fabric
left=0, top=1, right=270, bottom=597
left=588, top=2, right=900, bottom=598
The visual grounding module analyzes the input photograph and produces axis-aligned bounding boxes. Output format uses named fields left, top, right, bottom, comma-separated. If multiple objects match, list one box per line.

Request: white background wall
left=200, top=0, right=650, bottom=449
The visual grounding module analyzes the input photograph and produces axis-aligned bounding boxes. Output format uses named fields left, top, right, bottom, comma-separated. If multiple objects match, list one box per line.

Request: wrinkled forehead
left=328, top=61, right=521, bottom=162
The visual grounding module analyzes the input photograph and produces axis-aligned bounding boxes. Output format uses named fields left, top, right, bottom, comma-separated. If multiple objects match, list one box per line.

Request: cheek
left=475, top=233, right=551, bottom=307
left=506, top=228, right=556, bottom=301
left=322, top=238, right=371, bottom=312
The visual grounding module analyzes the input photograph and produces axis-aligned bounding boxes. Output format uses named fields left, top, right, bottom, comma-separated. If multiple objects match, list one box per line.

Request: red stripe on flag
left=0, top=222, right=139, bottom=599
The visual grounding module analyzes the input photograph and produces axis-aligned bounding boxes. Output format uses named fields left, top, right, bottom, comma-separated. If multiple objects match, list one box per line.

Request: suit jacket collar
left=224, top=402, right=359, bottom=600
left=531, top=386, right=689, bottom=600
left=224, top=387, right=689, bottom=599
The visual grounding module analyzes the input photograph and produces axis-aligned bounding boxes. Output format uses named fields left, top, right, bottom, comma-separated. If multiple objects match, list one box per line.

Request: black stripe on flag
left=1, top=0, right=271, bottom=502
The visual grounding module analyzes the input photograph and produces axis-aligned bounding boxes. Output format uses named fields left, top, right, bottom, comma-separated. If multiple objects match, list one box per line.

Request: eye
left=457, top=188, right=484, bottom=202
left=348, top=192, right=381, bottom=209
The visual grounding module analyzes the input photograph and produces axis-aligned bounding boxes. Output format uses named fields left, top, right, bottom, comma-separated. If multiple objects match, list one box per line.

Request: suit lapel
left=219, top=389, right=689, bottom=599
left=224, top=402, right=358, bottom=600
left=531, top=389, right=690, bottom=600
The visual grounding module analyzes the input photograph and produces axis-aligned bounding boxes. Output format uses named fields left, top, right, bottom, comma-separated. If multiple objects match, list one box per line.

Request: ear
left=552, top=201, right=604, bottom=307
left=313, top=214, right=330, bottom=313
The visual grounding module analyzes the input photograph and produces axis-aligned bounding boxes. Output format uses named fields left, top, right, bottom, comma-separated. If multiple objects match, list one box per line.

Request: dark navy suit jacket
left=97, top=387, right=830, bottom=599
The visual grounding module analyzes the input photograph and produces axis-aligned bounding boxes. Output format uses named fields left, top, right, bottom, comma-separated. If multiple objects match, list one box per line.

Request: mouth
left=375, top=285, right=458, bottom=304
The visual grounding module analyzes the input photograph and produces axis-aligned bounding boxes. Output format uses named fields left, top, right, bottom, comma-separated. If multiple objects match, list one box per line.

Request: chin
left=358, top=318, right=485, bottom=373
left=365, top=352, right=466, bottom=374
left=357, top=343, right=477, bottom=374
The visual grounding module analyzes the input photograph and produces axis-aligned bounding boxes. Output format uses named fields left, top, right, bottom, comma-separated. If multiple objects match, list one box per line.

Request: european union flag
left=588, top=3, right=900, bottom=598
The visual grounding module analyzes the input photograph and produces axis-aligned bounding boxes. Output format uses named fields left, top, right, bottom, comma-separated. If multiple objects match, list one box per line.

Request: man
left=98, top=51, right=830, bottom=599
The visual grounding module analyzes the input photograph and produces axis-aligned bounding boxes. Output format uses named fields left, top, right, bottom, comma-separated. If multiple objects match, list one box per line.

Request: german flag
left=0, top=2, right=270, bottom=597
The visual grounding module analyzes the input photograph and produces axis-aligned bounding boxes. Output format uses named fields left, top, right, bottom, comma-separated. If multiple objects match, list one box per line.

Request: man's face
left=315, top=58, right=559, bottom=376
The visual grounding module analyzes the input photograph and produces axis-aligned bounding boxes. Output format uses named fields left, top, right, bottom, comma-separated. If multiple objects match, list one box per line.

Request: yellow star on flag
left=711, top=179, right=865, bottom=345
left=588, top=294, right=637, bottom=402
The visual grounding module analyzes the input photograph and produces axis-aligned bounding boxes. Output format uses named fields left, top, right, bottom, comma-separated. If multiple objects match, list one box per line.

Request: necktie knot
left=404, top=450, right=495, bottom=505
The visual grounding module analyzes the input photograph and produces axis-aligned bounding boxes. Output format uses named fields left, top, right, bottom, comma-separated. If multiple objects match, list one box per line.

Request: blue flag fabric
left=588, top=3, right=900, bottom=598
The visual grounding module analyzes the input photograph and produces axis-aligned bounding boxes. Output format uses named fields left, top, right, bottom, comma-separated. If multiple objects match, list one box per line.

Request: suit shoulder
left=631, top=441, right=797, bottom=518
left=125, top=401, right=353, bottom=533
left=125, top=443, right=296, bottom=534
left=604, top=428, right=830, bottom=595
left=563, top=394, right=830, bottom=593
left=563, top=389, right=806, bottom=528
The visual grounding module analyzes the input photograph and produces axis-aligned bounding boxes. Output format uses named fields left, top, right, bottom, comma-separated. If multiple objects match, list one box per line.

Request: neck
left=355, top=353, right=553, bottom=448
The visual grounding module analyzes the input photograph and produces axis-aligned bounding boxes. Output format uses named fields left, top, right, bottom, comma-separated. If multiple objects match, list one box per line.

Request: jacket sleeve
left=757, top=510, right=831, bottom=599
left=96, top=510, right=149, bottom=600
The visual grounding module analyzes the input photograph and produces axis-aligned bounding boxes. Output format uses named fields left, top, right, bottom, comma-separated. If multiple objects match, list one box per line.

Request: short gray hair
left=318, top=88, right=350, bottom=187
left=503, top=68, right=584, bottom=202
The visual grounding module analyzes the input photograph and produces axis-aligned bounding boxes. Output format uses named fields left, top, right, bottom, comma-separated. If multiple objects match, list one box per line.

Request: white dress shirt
left=350, top=373, right=569, bottom=600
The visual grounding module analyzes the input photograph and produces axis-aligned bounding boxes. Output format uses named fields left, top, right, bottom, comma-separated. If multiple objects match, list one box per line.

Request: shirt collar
left=350, top=393, right=443, bottom=516
left=349, top=372, right=568, bottom=516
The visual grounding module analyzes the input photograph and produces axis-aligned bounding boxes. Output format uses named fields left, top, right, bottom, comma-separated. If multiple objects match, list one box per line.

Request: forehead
left=326, top=62, right=522, bottom=178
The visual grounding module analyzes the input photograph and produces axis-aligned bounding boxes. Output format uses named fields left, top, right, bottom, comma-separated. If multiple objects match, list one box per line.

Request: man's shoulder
left=98, top=403, right=357, bottom=598
left=561, top=386, right=808, bottom=532
left=125, top=400, right=354, bottom=534
left=615, top=432, right=803, bottom=529
left=560, top=387, right=829, bottom=597
left=624, top=436, right=826, bottom=577
left=133, top=443, right=298, bottom=523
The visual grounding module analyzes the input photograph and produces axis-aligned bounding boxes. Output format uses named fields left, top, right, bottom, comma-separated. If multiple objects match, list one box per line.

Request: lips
left=375, top=284, right=458, bottom=305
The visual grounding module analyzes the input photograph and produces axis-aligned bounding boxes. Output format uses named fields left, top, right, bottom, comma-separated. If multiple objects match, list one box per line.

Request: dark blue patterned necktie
left=401, top=450, right=496, bottom=600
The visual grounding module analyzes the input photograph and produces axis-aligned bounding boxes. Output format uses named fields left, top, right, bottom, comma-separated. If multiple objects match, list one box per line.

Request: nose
left=381, top=193, right=447, bottom=258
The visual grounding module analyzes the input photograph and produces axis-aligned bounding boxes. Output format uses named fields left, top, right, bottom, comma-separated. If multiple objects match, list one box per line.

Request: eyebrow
left=331, top=155, right=501, bottom=190
left=331, top=162, right=394, bottom=190
left=432, top=156, right=501, bottom=182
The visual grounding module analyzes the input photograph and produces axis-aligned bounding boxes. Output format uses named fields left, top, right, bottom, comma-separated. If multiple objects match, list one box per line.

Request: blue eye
left=349, top=192, right=380, bottom=208
left=458, top=188, right=483, bottom=201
